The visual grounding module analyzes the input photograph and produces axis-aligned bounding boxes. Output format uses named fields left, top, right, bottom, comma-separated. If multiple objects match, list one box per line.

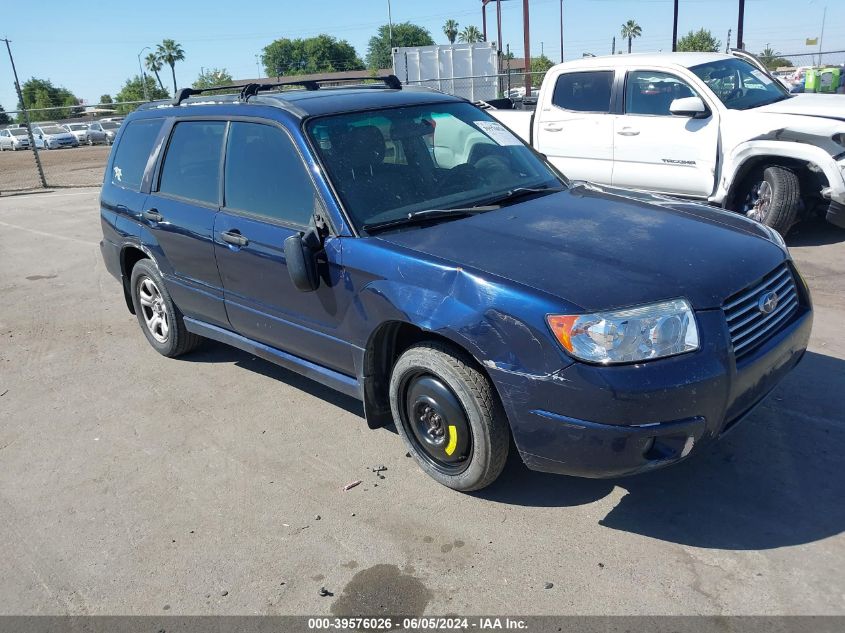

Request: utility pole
left=523, top=0, right=531, bottom=95
left=612, top=36, right=616, bottom=55
left=3, top=38, right=46, bottom=189
left=559, top=0, right=565, bottom=63
left=387, top=0, right=394, bottom=49
left=725, top=28, right=732, bottom=53
left=672, top=0, right=679, bottom=52
left=737, top=0, right=745, bottom=50
left=496, top=0, right=503, bottom=56
left=818, top=5, right=826, bottom=64
left=255, top=54, right=261, bottom=77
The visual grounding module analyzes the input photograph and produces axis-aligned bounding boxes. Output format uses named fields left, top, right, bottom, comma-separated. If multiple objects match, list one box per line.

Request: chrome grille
left=724, top=264, right=799, bottom=359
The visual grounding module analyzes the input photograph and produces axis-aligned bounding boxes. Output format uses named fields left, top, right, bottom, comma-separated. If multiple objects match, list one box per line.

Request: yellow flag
left=806, top=37, right=818, bottom=45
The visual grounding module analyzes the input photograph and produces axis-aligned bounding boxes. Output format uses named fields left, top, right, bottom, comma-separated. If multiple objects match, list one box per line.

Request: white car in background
left=0, top=127, right=31, bottom=151
left=32, top=125, right=79, bottom=150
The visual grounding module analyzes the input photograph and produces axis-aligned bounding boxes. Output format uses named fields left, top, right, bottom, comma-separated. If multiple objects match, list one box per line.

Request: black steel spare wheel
left=404, top=373, right=472, bottom=473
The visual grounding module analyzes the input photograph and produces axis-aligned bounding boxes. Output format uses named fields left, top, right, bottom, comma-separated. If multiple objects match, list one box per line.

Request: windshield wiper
left=477, top=185, right=568, bottom=207
left=362, top=206, right=495, bottom=234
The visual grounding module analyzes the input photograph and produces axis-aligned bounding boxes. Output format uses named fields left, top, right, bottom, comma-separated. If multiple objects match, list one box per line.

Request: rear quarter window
left=551, top=71, right=614, bottom=113
left=110, top=118, right=164, bottom=191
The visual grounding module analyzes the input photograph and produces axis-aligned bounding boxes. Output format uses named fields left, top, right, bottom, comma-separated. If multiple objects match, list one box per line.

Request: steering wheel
left=436, top=163, right=481, bottom=195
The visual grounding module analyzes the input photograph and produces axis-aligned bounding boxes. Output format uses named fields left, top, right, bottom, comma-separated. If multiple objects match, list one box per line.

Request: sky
left=2, top=0, right=843, bottom=112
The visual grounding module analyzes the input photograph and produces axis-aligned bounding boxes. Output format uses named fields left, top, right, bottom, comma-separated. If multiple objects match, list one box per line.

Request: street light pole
left=737, top=0, right=746, bottom=50
left=387, top=0, right=394, bottom=49
left=672, top=0, right=679, bottom=52
left=137, top=46, right=151, bottom=101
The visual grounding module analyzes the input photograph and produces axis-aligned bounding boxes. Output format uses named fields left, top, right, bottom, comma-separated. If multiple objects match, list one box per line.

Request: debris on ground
left=315, top=515, right=321, bottom=521
left=318, top=587, right=333, bottom=597
left=221, top=590, right=229, bottom=597
left=405, top=452, right=411, bottom=457
left=544, top=582, right=554, bottom=589
left=598, top=562, right=605, bottom=568
left=371, top=465, right=387, bottom=473
left=343, top=480, right=362, bottom=491
left=0, top=390, right=8, bottom=397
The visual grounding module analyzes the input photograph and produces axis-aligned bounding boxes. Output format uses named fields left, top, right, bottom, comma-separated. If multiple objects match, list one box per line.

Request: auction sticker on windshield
left=474, top=120, right=522, bottom=146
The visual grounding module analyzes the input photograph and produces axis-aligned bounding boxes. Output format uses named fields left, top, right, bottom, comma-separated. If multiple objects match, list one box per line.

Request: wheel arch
left=361, top=320, right=501, bottom=430
left=119, top=244, right=157, bottom=314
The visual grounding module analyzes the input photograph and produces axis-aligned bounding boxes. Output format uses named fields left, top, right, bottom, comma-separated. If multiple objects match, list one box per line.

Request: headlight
left=547, top=298, right=699, bottom=364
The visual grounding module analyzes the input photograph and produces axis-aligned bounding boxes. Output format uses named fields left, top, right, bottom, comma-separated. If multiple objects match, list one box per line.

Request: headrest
left=342, top=125, right=385, bottom=169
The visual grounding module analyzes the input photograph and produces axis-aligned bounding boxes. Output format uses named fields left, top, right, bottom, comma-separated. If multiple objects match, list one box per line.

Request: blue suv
left=99, top=76, right=812, bottom=491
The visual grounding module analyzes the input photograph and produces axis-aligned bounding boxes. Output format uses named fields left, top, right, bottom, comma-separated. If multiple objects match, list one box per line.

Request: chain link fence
left=0, top=101, right=142, bottom=194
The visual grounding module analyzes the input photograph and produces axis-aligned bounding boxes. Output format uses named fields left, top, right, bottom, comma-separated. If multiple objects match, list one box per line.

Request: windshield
left=101, top=121, right=119, bottom=129
left=306, top=102, right=563, bottom=231
left=10, top=129, right=27, bottom=136
left=690, top=58, right=790, bottom=110
left=67, top=124, right=87, bottom=131
left=40, top=126, right=66, bottom=134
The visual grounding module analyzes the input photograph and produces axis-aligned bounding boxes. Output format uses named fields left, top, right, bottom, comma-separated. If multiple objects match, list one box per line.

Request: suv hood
left=378, top=186, right=786, bottom=312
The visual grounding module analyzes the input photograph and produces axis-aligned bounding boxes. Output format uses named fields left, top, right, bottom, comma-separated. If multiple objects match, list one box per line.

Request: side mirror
left=284, top=228, right=320, bottom=292
left=669, top=96, right=709, bottom=118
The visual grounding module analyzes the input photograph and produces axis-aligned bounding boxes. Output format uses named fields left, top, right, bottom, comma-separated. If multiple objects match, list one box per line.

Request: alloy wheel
left=137, top=276, right=169, bottom=343
left=743, top=179, right=772, bottom=223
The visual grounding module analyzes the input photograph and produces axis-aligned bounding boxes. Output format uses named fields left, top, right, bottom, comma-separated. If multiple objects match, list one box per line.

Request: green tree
left=443, top=19, right=459, bottom=44
left=677, top=28, right=721, bottom=53
left=366, top=22, right=434, bottom=69
left=193, top=68, right=234, bottom=90
left=261, top=34, right=363, bottom=78
left=17, top=78, right=80, bottom=121
left=114, top=75, right=169, bottom=114
left=99, top=94, right=113, bottom=105
left=758, top=46, right=792, bottom=70
left=156, top=39, right=186, bottom=93
left=458, top=25, right=484, bottom=44
left=530, top=54, right=555, bottom=85
left=621, top=19, right=642, bottom=53
left=144, top=52, right=166, bottom=92
left=0, top=105, right=10, bottom=125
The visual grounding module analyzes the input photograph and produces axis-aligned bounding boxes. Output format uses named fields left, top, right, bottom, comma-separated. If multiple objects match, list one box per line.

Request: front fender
left=717, top=139, right=845, bottom=205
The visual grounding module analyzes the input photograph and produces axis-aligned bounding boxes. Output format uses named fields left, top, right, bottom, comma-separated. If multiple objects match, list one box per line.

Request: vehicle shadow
left=185, top=340, right=367, bottom=419
left=787, top=217, right=845, bottom=247
left=476, top=350, right=845, bottom=550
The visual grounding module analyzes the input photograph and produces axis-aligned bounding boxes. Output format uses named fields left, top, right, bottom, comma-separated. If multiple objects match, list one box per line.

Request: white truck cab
left=489, top=51, right=845, bottom=235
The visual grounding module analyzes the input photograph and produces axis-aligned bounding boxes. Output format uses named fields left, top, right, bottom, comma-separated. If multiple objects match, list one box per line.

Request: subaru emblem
left=758, top=291, right=779, bottom=314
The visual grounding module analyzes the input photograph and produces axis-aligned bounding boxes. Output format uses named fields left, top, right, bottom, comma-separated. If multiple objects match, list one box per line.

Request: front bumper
left=490, top=294, right=812, bottom=479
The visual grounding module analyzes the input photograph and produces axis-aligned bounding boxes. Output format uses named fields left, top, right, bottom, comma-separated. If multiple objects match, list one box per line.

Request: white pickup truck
left=487, top=50, right=845, bottom=235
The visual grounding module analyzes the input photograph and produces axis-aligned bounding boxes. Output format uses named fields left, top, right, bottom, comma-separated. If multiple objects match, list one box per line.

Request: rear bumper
left=490, top=302, right=812, bottom=479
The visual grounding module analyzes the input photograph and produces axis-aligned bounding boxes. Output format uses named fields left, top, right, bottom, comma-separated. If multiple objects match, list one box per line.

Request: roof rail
left=170, top=74, right=403, bottom=106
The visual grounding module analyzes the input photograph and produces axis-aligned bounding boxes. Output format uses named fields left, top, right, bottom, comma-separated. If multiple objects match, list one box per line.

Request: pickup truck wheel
left=130, top=259, right=201, bottom=357
left=739, top=165, right=800, bottom=236
left=390, top=342, right=509, bottom=491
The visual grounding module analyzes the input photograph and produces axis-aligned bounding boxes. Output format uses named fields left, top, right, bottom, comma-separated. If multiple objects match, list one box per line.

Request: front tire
left=130, top=259, right=201, bottom=357
left=738, top=165, right=800, bottom=236
left=390, top=342, right=509, bottom=491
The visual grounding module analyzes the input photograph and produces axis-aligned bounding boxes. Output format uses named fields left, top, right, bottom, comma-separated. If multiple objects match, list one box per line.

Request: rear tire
left=390, top=342, right=509, bottom=491
left=737, top=165, right=800, bottom=236
left=129, top=259, right=201, bottom=358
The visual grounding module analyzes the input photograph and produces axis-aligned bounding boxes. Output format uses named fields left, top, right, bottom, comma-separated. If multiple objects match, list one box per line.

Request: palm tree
left=144, top=52, right=166, bottom=92
left=621, top=20, right=642, bottom=54
left=156, top=39, right=186, bottom=93
left=443, top=19, right=459, bottom=44
left=458, top=25, right=483, bottom=44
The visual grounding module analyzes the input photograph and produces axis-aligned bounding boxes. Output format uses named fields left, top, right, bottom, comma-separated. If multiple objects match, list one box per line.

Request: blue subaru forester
left=99, top=76, right=812, bottom=491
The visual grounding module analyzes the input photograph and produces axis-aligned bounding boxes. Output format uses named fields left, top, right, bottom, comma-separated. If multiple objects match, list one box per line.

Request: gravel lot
left=0, top=145, right=109, bottom=192
left=1, top=189, right=844, bottom=617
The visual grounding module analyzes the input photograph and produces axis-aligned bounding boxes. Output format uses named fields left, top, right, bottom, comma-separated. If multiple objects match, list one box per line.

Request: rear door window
left=158, top=121, right=226, bottom=206
left=551, top=71, right=614, bottom=112
left=110, top=118, right=164, bottom=191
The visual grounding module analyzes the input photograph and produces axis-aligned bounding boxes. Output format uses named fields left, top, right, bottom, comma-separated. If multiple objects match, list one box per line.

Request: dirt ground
left=0, top=145, right=109, bottom=192
left=1, top=189, right=844, bottom=618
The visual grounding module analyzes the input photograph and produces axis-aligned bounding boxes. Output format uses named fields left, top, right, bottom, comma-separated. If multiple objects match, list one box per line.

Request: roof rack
left=170, top=74, right=403, bottom=106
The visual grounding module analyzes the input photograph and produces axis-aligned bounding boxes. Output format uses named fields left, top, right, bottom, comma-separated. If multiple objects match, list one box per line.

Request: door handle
left=542, top=123, right=563, bottom=132
left=143, top=209, right=163, bottom=222
left=220, top=230, right=249, bottom=247
left=617, top=127, right=640, bottom=136
left=115, top=204, right=129, bottom=215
